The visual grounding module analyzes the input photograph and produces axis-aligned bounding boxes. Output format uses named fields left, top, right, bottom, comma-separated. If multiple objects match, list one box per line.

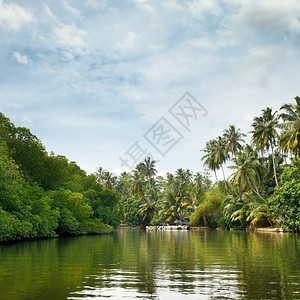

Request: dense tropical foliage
left=1, top=96, right=299, bottom=243
left=116, top=97, right=300, bottom=232
left=0, top=113, right=119, bottom=242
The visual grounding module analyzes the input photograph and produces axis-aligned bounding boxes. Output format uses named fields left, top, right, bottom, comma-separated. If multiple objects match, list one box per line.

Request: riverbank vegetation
left=0, top=113, right=118, bottom=242
left=0, top=96, right=299, bottom=242
left=117, top=96, right=300, bottom=232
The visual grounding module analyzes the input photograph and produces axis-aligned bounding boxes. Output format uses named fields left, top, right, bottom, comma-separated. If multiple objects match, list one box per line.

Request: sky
left=1, top=0, right=300, bottom=178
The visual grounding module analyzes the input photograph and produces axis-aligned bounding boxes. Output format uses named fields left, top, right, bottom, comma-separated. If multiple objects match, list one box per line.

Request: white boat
left=146, top=225, right=190, bottom=230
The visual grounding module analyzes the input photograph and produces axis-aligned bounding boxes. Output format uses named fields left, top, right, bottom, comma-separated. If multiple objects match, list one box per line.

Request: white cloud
left=131, top=0, right=156, bottom=14
left=12, top=51, right=29, bottom=64
left=161, top=0, right=222, bottom=17
left=85, top=0, right=108, bottom=10
left=185, top=31, right=236, bottom=51
left=42, top=4, right=88, bottom=54
left=231, top=0, right=300, bottom=34
left=2, top=0, right=300, bottom=175
left=115, top=31, right=141, bottom=49
left=161, top=0, right=183, bottom=10
left=62, top=1, right=82, bottom=19
left=62, top=51, right=75, bottom=60
left=188, top=0, right=223, bottom=17
left=0, top=0, right=34, bottom=31
left=241, top=46, right=281, bottom=86
left=54, top=22, right=88, bottom=51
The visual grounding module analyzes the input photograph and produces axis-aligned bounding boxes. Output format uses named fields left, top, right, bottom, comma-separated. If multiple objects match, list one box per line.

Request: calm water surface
left=0, top=229, right=299, bottom=300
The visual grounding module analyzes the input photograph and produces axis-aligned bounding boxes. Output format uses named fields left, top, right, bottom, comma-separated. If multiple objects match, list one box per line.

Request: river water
left=0, top=229, right=299, bottom=299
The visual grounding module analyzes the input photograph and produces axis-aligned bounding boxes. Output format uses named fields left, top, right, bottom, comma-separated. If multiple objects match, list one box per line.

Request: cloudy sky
left=1, top=0, right=300, bottom=177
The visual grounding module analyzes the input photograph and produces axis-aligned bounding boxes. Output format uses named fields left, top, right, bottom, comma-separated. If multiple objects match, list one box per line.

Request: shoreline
left=118, top=226, right=290, bottom=233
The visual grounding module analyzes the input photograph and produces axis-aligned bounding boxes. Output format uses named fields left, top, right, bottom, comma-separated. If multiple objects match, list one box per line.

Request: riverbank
left=253, top=227, right=284, bottom=232
left=119, top=225, right=288, bottom=233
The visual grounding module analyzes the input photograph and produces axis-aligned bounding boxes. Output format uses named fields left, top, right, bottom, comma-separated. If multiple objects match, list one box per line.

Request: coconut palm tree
left=130, top=171, right=145, bottom=197
left=250, top=107, right=279, bottom=186
left=214, top=136, right=229, bottom=188
left=229, top=149, right=265, bottom=201
left=250, top=116, right=266, bottom=161
left=102, top=171, right=117, bottom=189
left=95, top=166, right=105, bottom=183
left=279, top=96, right=300, bottom=158
left=143, top=157, right=157, bottom=179
left=175, top=168, right=193, bottom=185
left=138, top=198, right=158, bottom=223
left=202, top=139, right=221, bottom=186
left=223, top=125, right=246, bottom=158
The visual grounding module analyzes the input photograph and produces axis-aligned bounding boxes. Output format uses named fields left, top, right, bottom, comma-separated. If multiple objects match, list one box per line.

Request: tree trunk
left=221, top=164, right=228, bottom=189
left=214, top=170, right=221, bottom=194
left=252, top=186, right=266, bottom=202
left=261, top=149, right=265, bottom=166
left=270, top=139, right=279, bottom=186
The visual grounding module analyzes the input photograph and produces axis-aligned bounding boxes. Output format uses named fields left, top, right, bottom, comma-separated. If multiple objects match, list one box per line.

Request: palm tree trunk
left=220, top=164, right=228, bottom=189
left=261, top=149, right=265, bottom=166
left=252, top=186, right=266, bottom=202
left=270, top=139, right=279, bottom=186
left=214, top=170, right=221, bottom=194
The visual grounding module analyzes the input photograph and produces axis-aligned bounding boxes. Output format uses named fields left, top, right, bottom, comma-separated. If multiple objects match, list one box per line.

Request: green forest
left=1, top=96, right=300, bottom=242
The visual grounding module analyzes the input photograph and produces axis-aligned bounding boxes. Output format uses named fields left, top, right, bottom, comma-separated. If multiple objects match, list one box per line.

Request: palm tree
left=223, top=125, right=246, bottom=158
left=224, top=189, right=271, bottom=228
left=175, top=168, right=193, bottom=185
left=250, top=107, right=279, bottom=186
left=138, top=198, right=158, bottom=223
left=130, top=171, right=145, bottom=197
left=95, top=166, right=105, bottom=183
left=279, top=96, right=300, bottom=158
left=214, top=136, right=229, bottom=188
left=250, top=116, right=265, bottom=160
left=143, top=157, right=157, bottom=178
left=102, top=171, right=117, bottom=189
left=142, top=157, right=157, bottom=189
left=229, top=149, right=265, bottom=201
left=202, top=139, right=221, bottom=186
left=194, top=171, right=212, bottom=191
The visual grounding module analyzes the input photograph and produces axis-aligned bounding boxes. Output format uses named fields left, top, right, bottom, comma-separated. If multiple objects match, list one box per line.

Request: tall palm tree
left=229, top=150, right=265, bottom=201
left=202, top=139, right=221, bottom=187
left=250, top=107, right=279, bottom=186
left=223, top=125, right=246, bottom=158
left=130, top=171, right=145, bottom=197
left=175, top=168, right=193, bottom=185
left=214, top=136, right=229, bottom=188
left=143, top=157, right=157, bottom=178
left=250, top=116, right=265, bottom=161
left=142, top=157, right=157, bottom=189
left=102, top=171, right=117, bottom=189
left=95, top=166, right=105, bottom=183
left=279, top=96, right=300, bottom=158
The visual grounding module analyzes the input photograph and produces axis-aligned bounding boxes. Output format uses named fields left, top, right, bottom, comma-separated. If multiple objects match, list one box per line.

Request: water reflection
left=0, top=230, right=299, bottom=299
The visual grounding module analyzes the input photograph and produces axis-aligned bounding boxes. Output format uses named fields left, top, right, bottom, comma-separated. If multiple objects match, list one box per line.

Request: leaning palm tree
left=279, top=96, right=300, bottom=158
left=223, top=125, right=246, bottom=158
left=229, top=150, right=265, bottom=201
left=250, top=107, right=279, bottom=186
left=138, top=198, right=158, bottom=223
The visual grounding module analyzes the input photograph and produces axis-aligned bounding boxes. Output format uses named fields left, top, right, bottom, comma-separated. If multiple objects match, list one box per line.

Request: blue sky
left=1, top=0, right=300, bottom=177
